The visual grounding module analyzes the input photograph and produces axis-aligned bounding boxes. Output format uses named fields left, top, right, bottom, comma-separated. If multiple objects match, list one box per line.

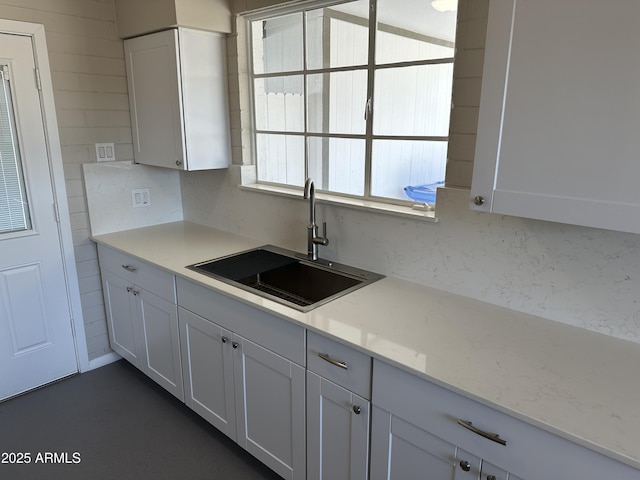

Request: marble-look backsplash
left=84, top=162, right=183, bottom=235
left=179, top=168, right=640, bottom=344
left=82, top=161, right=640, bottom=343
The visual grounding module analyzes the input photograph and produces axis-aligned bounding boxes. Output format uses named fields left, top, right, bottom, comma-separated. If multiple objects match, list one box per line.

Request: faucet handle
left=320, top=222, right=329, bottom=246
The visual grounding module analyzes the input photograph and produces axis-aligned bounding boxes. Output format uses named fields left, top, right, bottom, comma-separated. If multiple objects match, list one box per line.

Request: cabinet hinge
left=34, top=67, right=42, bottom=90
left=53, top=202, right=60, bottom=222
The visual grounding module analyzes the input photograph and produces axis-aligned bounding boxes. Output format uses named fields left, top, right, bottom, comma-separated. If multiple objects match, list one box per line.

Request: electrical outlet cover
left=131, top=188, right=151, bottom=208
left=95, top=143, right=116, bottom=162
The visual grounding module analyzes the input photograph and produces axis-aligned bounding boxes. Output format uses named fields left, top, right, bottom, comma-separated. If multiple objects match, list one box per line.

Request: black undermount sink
left=187, top=246, right=383, bottom=312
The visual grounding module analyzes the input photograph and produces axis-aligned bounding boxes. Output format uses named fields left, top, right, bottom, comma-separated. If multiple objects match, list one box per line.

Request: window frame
left=243, top=0, right=455, bottom=208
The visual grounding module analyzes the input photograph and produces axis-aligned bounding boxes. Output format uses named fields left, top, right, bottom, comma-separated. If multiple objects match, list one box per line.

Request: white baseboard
left=87, top=351, right=122, bottom=371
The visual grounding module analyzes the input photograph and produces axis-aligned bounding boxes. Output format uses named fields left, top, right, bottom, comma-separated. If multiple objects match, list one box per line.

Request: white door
left=0, top=32, right=77, bottom=400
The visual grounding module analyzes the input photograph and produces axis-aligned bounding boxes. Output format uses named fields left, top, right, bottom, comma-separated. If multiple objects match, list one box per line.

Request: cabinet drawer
left=373, top=360, right=639, bottom=480
left=98, top=245, right=175, bottom=301
left=307, top=331, right=371, bottom=400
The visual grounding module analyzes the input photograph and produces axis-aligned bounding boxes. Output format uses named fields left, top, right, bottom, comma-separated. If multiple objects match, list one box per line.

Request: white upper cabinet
left=471, top=0, right=640, bottom=234
left=124, top=28, right=231, bottom=171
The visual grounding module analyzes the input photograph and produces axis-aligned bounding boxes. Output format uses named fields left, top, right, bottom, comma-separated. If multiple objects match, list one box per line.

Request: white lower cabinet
left=179, top=306, right=305, bottom=479
left=178, top=307, right=236, bottom=439
left=176, top=277, right=306, bottom=480
left=102, top=269, right=142, bottom=368
left=307, top=372, right=370, bottom=480
left=136, top=285, right=182, bottom=399
left=306, top=332, right=371, bottom=480
left=370, top=360, right=639, bottom=480
left=234, top=335, right=306, bottom=480
left=370, top=407, right=457, bottom=479
left=99, top=245, right=183, bottom=401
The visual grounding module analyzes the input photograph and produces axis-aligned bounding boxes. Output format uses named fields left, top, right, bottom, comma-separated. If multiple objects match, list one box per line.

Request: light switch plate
left=95, top=143, right=116, bottom=162
left=131, top=188, right=150, bottom=208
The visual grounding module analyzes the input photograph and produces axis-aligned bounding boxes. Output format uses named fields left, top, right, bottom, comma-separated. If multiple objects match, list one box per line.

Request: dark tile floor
left=0, top=360, right=282, bottom=480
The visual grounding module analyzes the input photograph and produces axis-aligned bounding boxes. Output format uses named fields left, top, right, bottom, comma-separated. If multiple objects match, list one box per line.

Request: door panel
left=125, top=30, right=183, bottom=168
left=234, top=336, right=306, bottom=480
left=179, top=307, right=236, bottom=440
left=0, top=263, right=51, bottom=353
left=138, top=288, right=182, bottom=400
left=102, top=270, right=140, bottom=368
left=370, top=406, right=457, bottom=480
left=307, top=371, right=370, bottom=480
left=0, top=32, right=77, bottom=400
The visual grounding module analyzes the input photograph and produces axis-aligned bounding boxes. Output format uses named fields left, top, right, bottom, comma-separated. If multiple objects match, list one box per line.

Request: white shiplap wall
left=0, top=0, right=131, bottom=360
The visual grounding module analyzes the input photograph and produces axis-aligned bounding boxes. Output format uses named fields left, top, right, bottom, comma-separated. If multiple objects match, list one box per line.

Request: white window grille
left=247, top=0, right=457, bottom=205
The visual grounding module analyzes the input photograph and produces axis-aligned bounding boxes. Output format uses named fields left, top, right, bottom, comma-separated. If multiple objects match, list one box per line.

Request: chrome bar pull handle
left=317, top=352, right=348, bottom=370
left=122, top=264, right=137, bottom=272
left=457, top=419, right=507, bottom=446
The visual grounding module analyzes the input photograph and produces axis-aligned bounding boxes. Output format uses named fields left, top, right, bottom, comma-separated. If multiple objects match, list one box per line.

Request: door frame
left=0, top=19, right=89, bottom=372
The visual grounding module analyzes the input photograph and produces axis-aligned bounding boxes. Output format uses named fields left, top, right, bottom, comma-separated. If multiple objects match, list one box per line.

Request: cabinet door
left=178, top=307, right=236, bottom=441
left=124, top=29, right=184, bottom=169
left=307, top=371, right=369, bottom=480
left=178, top=29, right=230, bottom=170
left=370, top=406, right=457, bottom=480
left=234, top=336, right=306, bottom=480
left=137, top=288, right=183, bottom=401
left=102, top=270, right=142, bottom=369
left=471, top=0, right=640, bottom=234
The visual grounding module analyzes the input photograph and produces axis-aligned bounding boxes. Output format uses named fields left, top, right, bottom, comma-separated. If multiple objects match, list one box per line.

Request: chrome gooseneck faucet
left=303, top=178, right=329, bottom=261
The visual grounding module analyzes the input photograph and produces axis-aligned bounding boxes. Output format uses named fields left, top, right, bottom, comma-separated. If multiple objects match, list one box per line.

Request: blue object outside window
left=403, top=181, right=443, bottom=204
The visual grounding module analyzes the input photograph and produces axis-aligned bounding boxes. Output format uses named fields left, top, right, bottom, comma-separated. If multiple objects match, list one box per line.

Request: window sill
left=237, top=183, right=439, bottom=222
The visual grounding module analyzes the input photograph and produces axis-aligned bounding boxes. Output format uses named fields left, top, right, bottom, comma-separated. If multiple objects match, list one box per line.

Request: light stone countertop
left=92, top=221, right=640, bottom=470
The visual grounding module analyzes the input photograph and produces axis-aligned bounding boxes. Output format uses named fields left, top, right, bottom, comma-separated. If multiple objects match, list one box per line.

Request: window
left=0, top=65, right=31, bottom=234
left=248, top=0, right=457, bottom=205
